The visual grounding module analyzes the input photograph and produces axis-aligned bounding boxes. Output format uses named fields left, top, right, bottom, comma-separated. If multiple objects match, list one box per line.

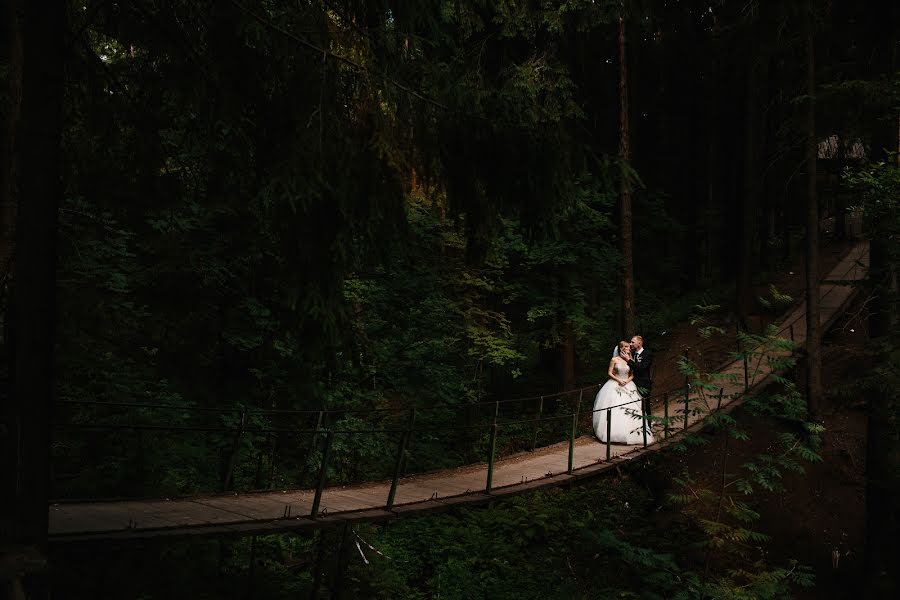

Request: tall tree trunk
left=684, top=76, right=702, bottom=288
left=722, top=64, right=744, bottom=285
left=618, top=15, right=635, bottom=338
left=804, top=2, right=822, bottom=422
left=703, top=127, right=717, bottom=282
left=0, top=0, right=23, bottom=277
left=704, top=18, right=722, bottom=284
left=736, top=49, right=759, bottom=324
left=4, top=0, right=65, bottom=559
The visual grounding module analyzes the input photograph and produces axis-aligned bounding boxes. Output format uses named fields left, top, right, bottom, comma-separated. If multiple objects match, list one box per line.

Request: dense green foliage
left=50, top=0, right=684, bottom=498
left=48, top=0, right=896, bottom=498
left=3, top=0, right=900, bottom=598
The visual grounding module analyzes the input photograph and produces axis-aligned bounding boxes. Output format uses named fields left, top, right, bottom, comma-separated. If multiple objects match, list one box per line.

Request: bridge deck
left=48, top=242, right=869, bottom=543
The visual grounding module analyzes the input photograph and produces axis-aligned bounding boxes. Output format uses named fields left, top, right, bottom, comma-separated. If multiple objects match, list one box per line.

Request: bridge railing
left=51, top=369, right=750, bottom=508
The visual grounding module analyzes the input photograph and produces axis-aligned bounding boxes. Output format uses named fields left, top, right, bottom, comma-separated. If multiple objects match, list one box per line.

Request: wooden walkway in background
left=48, top=242, right=870, bottom=543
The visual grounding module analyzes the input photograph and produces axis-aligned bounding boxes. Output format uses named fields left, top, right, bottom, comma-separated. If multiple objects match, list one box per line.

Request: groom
left=627, top=335, right=653, bottom=414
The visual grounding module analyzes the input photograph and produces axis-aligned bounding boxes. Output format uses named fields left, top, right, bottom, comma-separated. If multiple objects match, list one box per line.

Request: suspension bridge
left=47, top=242, right=869, bottom=543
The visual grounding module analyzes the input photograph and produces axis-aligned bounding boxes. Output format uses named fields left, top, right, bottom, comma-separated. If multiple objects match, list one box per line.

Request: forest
left=1, top=0, right=899, bottom=598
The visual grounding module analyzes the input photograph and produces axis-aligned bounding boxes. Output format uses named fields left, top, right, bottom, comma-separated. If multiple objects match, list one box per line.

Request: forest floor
left=635, top=279, right=868, bottom=598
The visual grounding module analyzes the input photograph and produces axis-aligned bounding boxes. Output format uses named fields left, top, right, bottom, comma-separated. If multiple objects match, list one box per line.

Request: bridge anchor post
left=485, top=423, right=498, bottom=494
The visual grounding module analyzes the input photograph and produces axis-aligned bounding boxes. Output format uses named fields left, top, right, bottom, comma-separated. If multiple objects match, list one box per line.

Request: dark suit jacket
left=628, top=348, right=653, bottom=394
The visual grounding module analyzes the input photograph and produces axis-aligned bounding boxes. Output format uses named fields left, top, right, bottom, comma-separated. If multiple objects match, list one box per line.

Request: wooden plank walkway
left=48, top=242, right=870, bottom=543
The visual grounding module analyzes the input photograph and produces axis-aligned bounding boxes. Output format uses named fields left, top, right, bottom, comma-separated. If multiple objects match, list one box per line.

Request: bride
left=593, top=341, right=654, bottom=444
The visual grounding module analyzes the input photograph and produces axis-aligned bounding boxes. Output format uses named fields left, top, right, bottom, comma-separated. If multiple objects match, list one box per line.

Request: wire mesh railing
left=52, top=376, right=735, bottom=508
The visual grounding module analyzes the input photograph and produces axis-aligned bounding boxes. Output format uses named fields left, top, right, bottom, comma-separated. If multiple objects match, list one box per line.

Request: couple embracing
left=592, top=336, right=654, bottom=445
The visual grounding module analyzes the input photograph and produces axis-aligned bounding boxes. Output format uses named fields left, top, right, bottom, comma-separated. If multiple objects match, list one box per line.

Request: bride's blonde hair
left=618, top=340, right=630, bottom=353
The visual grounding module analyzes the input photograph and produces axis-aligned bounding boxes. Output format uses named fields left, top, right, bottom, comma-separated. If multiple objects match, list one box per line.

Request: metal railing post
left=297, top=410, right=325, bottom=488
left=743, top=354, right=750, bottom=393
left=386, top=431, right=409, bottom=511
left=605, top=408, right=612, bottom=460
left=254, top=452, right=263, bottom=488
left=789, top=322, right=795, bottom=343
left=642, top=396, right=649, bottom=448
left=682, top=349, right=691, bottom=431
left=567, top=389, right=582, bottom=474
left=663, top=392, right=670, bottom=439
left=399, top=408, right=416, bottom=478
left=717, top=387, right=724, bottom=411
left=568, top=410, right=577, bottom=474
left=314, top=410, right=324, bottom=431
left=386, top=409, right=415, bottom=510
left=266, top=435, right=277, bottom=488
left=223, top=410, right=247, bottom=492
left=532, top=396, right=544, bottom=451
left=736, top=324, right=750, bottom=393
left=310, top=430, right=334, bottom=518
left=136, top=429, right=145, bottom=496
left=485, top=423, right=498, bottom=494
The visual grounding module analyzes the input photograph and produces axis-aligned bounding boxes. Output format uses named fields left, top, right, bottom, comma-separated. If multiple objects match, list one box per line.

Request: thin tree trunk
left=6, top=0, right=65, bottom=556
left=618, top=15, right=635, bottom=338
left=561, top=319, right=575, bottom=391
left=0, top=0, right=23, bottom=276
left=704, top=19, right=722, bottom=284
left=864, top=4, right=900, bottom=591
left=804, top=2, right=822, bottom=421
left=736, top=50, right=759, bottom=324
left=834, top=140, right=847, bottom=240
left=722, top=67, right=744, bottom=285
left=865, top=239, right=899, bottom=593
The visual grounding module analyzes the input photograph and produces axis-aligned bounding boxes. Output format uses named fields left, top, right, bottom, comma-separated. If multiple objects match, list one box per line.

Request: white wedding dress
left=593, top=361, right=654, bottom=444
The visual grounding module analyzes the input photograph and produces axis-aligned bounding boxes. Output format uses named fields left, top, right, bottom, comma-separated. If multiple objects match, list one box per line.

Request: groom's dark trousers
left=629, top=349, right=653, bottom=415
